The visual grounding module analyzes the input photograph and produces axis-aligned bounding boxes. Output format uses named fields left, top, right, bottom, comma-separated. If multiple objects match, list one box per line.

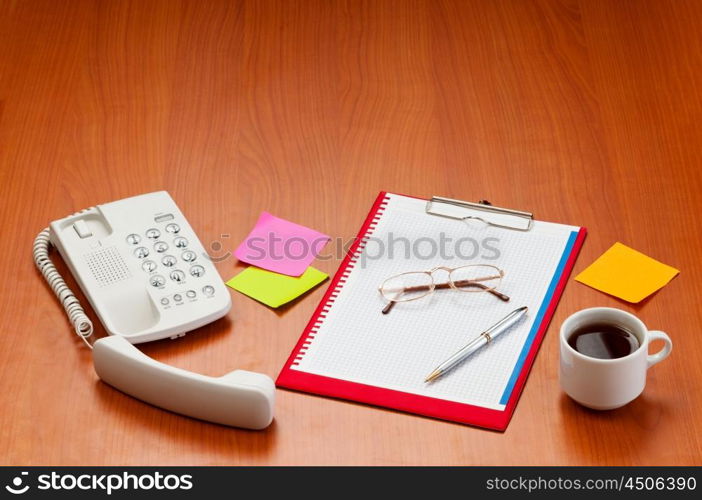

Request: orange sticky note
left=575, top=242, right=679, bottom=303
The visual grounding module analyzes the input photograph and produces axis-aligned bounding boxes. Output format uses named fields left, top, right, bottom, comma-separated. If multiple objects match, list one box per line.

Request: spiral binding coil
left=33, top=210, right=94, bottom=349
left=291, top=194, right=389, bottom=367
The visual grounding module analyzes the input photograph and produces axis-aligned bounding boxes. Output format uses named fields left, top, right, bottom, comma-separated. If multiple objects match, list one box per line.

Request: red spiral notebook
left=277, top=192, right=586, bottom=430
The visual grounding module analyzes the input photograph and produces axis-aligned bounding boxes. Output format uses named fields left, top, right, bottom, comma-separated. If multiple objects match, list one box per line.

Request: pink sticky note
left=234, top=212, right=330, bottom=276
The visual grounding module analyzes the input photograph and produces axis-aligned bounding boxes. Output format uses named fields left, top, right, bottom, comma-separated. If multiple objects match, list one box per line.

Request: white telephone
left=33, top=191, right=274, bottom=429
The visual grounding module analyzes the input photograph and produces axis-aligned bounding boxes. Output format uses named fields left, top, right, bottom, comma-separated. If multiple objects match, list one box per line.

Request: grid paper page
left=292, top=194, right=577, bottom=410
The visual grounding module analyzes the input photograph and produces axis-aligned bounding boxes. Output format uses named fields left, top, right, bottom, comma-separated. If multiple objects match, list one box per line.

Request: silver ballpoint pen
left=425, top=306, right=528, bottom=383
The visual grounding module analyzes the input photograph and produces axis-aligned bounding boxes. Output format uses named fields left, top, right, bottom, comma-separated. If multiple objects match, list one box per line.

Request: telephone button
left=202, top=285, right=215, bottom=296
left=165, top=223, right=180, bottom=234
left=142, top=260, right=157, bottom=273
left=154, top=213, right=174, bottom=223
left=181, top=250, right=197, bottom=262
left=173, top=294, right=183, bottom=302
left=169, top=270, right=186, bottom=283
left=174, top=236, right=188, bottom=248
left=73, top=220, right=93, bottom=239
left=149, top=275, right=166, bottom=287
left=134, top=247, right=149, bottom=259
left=154, top=241, right=169, bottom=253
left=160, top=298, right=170, bottom=306
left=186, top=290, right=196, bottom=299
left=126, top=234, right=141, bottom=245
left=161, top=255, right=177, bottom=267
left=189, top=265, right=205, bottom=278
left=146, top=228, right=161, bottom=239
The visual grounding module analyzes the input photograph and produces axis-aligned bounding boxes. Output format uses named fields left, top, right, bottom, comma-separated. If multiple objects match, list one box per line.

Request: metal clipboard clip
left=426, top=196, right=534, bottom=231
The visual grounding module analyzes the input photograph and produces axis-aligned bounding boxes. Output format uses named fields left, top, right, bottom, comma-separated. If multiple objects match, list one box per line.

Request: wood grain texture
left=1, top=0, right=701, bottom=465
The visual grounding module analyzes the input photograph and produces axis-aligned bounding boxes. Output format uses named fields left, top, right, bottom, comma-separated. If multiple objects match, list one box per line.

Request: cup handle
left=647, top=330, right=672, bottom=368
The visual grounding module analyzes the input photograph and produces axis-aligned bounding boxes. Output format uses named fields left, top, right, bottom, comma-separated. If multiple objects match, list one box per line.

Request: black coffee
left=567, top=323, right=640, bottom=359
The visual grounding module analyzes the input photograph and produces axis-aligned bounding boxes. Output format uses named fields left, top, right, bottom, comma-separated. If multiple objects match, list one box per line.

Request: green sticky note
left=225, top=266, right=329, bottom=308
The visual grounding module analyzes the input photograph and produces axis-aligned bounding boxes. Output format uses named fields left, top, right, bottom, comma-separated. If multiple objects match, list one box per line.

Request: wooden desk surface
left=1, top=0, right=701, bottom=466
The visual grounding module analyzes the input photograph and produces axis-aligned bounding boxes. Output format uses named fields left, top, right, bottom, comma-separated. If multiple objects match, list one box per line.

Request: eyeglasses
left=378, top=264, right=509, bottom=314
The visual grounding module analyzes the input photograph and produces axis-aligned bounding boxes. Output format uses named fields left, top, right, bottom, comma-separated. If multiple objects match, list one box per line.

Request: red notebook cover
left=277, top=191, right=586, bottom=430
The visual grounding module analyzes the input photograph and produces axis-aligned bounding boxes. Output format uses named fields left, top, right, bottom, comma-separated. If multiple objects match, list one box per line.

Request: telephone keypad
left=129, top=219, right=212, bottom=307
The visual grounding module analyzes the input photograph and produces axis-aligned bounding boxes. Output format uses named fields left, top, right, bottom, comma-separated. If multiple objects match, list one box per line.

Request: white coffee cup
left=559, top=307, right=672, bottom=410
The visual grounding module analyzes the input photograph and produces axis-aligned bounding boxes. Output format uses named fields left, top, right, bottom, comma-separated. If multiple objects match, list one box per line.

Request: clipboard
left=277, top=192, right=586, bottom=430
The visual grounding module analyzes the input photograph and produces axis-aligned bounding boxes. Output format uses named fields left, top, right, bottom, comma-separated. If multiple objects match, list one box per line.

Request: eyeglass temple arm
left=449, top=280, right=510, bottom=301
left=400, top=278, right=508, bottom=299
left=382, top=301, right=396, bottom=314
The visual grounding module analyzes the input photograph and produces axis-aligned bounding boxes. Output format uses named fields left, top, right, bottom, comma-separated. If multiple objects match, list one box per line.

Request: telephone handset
left=34, top=191, right=274, bottom=429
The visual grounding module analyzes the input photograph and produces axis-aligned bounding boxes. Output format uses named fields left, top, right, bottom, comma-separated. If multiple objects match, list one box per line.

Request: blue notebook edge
left=498, top=230, right=579, bottom=405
